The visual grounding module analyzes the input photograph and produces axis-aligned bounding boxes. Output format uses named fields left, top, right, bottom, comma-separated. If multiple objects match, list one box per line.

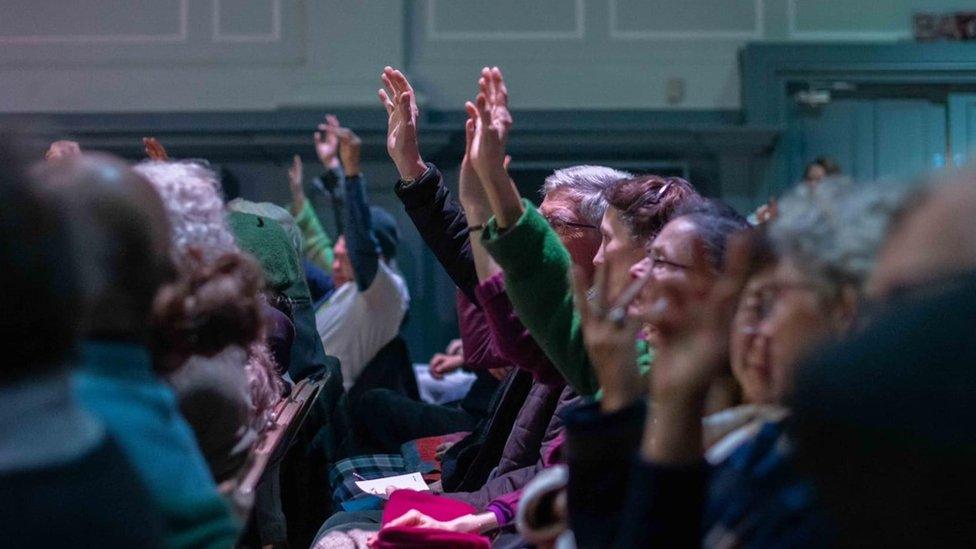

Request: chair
left=223, top=372, right=328, bottom=518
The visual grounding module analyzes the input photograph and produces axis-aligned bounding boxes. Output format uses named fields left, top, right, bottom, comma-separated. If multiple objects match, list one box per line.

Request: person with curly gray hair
left=134, top=159, right=284, bottom=479
left=761, top=176, right=916, bottom=399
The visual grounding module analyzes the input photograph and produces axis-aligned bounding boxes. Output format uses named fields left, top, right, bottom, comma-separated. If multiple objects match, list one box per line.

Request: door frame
left=741, top=42, right=976, bottom=195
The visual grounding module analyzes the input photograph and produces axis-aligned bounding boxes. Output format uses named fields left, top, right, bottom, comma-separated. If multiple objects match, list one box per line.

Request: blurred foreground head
left=0, top=133, right=80, bottom=382
left=792, top=174, right=976, bottom=546
left=34, top=153, right=174, bottom=340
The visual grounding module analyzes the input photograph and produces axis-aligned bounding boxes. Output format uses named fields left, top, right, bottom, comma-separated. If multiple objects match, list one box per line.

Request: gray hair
left=768, top=176, right=916, bottom=297
left=540, top=165, right=633, bottom=226
left=134, top=160, right=238, bottom=267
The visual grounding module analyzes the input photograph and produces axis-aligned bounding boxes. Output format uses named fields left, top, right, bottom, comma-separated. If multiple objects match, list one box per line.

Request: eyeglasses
left=649, top=256, right=690, bottom=272
left=543, top=215, right=598, bottom=232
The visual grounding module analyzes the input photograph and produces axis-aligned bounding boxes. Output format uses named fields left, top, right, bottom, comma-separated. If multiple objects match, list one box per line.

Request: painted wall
left=0, top=0, right=967, bottom=113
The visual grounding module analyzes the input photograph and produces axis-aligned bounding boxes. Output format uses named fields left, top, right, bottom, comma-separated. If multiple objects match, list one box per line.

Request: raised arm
left=287, top=153, right=335, bottom=273
left=381, top=66, right=481, bottom=302
left=325, top=119, right=381, bottom=292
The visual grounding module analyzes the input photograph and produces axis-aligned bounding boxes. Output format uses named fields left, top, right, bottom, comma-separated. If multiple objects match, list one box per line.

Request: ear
left=830, top=284, right=860, bottom=333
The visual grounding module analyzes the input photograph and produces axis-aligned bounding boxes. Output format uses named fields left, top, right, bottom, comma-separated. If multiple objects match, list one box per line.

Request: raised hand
left=571, top=258, right=652, bottom=412
left=313, top=114, right=341, bottom=169
left=469, top=67, right=512, bottom=184
left=378, top=66, right=427, bottom=181
left=45, top=140, right=81, bottom=161
left=143, top=137, right=169, bottom=161
left=287, top=154, right=306, bottom=211
left=321, top=117, right=362, bottom=177
left=458, top=101, right=493, bottom=220
left=646, top=235, right=752, bottom=403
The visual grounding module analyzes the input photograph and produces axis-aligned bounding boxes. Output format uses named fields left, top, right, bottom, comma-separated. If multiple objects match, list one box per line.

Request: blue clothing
left=341, top=172, right=382, bottom=291
left=75, top=340, right=240, bottom=549
left=566, top=400, right=832, bottom=548
left=617, top=420, right=832, bottom=548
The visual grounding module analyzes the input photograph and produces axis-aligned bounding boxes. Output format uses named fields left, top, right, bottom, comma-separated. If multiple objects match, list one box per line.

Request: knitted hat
left=226, top=211, right=307, bottom=300
left=370, top=206, right=399, bottom=260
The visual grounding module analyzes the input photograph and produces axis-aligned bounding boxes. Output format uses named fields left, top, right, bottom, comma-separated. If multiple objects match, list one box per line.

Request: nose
left=629, top=257, right=651, bottom=280
left=592, top=242, right=606, bottom=267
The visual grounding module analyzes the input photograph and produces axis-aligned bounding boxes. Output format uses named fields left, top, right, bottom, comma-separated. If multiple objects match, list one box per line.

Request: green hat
left=227, top=211, right=308, bottom=301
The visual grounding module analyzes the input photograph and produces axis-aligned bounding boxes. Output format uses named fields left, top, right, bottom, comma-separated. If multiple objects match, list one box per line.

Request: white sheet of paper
left=354, top=472, right=429, bottom=498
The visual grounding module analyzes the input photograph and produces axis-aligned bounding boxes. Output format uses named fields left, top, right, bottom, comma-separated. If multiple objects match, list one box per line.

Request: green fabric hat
left=227, top=211, right=308, bottom=300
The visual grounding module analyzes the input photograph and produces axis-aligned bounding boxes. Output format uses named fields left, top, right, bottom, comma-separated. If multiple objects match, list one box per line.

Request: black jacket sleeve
left=394, top=163, right=479, bottom=305
left=564, top=400, right=647, bottom=548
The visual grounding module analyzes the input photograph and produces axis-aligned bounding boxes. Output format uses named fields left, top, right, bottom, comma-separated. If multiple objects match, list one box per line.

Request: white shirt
left=315, top=261, right=410, bottom=389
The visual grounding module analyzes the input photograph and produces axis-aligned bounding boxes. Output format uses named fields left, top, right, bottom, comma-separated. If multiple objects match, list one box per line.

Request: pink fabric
left=476, top=272, right=566, bottom=386
left=382, top=490, right=479, bottom=525
left=378, top=491, right=489, bottom=548
left=372, top=527, right=490, bottom=549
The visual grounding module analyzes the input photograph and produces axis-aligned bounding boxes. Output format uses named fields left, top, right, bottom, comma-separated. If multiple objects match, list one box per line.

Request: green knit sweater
left=294, top=199, right=335, bottom=273
left=482, top=199, right=652, bottom=396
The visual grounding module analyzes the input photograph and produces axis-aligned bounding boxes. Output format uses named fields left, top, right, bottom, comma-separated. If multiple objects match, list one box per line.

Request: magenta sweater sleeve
left=486, top=489, right=522, bottom=527
left=456, top=288, right=512, bottom=371
left=475, top=272, right=567, bottom=386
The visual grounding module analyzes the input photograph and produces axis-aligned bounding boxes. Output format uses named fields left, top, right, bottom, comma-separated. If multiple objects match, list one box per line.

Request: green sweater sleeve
left=482, top=200, right=601, bottom=395
left=482, top=200, right=654, bottom=397
left=293, top=199, right=334, bottom=273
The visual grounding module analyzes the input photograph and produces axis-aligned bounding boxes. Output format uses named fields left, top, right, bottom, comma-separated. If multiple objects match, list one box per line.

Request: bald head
left=34, top=153, right=175, bottom=339
left=869, top=177, right=976, bottom=300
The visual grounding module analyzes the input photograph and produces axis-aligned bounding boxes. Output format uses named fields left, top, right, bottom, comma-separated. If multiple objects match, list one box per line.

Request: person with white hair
left=134, top=159, right=284, bottom=480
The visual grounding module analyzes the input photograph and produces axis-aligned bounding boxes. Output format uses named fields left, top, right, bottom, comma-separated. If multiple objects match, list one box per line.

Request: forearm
left=449, top=512, right=499, bottom=534
left=395, top=164, right=481, bottom=302
left=482, top=204, right=600, bottom=394
left=482, top=169, right=524, bottom=230
left=292, top=199, right=334, bottom=273
left=343, top=173, right=380, bottom=291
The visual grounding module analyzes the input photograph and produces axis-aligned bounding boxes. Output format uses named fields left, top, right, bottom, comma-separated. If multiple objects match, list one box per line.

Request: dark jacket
left=446, top=385, right=579, bottom=511
left=394, top=163, right=479, bottom=304
left=565, top=400, right=830, bottom=548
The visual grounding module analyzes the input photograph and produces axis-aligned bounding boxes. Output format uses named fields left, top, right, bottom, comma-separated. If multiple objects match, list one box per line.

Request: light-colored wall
left=0, top=0, right=965, bottom=113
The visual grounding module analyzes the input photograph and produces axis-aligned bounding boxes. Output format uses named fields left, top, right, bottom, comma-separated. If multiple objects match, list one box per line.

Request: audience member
left=0, top=135, right=165, bottom=547
left=8, top=53, right=975, bottom=549
left=288, top=117, right=410, bottom=390
left=35, top=152, right=240, bottom=547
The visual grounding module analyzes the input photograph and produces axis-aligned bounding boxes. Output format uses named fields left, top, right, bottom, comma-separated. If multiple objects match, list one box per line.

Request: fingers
left=493, top=67, right=509, bottom=105
left=611, top=263, right=655, bottom=312
left=313, top=130, right=323, bottom=146
left=378, top=88, right=395, bottom=115
left=397, top=90, right=414, bottom=118
left=385, top=509, right=423, bottom=529
left=326, top=114, right=340, bottom=129
left=390, top=68, right=413, bottom=94
left=591, top=259, right=611, bottom=317
left=382, top=66, right=401, bottom=96
left=475, top=92, right=491, bottom=128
